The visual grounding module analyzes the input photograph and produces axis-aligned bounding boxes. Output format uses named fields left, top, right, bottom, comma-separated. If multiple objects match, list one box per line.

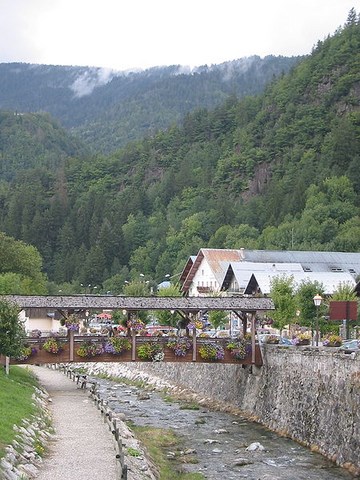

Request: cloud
left=70, top=67, right=121, bottom=97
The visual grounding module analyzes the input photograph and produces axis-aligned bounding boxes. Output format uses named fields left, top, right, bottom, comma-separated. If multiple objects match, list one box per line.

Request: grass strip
left=131, top=425, right=204, bottom=480
left=0, top=366, right=38, bottom=458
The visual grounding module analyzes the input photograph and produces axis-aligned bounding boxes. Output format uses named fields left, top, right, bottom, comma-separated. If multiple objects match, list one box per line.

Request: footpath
left=30, top=366, right=118, bottom=480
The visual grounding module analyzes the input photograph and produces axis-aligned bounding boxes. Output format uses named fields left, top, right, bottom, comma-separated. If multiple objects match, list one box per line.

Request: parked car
left=339, top=339, right=360, bottom=353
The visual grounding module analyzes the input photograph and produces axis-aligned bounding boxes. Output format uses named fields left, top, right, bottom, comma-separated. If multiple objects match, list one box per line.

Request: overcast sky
left=0, top=0, right=357, bottom=71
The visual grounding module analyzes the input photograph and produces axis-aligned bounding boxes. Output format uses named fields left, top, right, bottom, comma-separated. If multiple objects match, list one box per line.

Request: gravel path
left=30, top=366, right=118, bottom=480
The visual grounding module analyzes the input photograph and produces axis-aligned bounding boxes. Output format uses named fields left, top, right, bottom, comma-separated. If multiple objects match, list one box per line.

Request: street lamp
left=313, top=294, right=323, bottom=346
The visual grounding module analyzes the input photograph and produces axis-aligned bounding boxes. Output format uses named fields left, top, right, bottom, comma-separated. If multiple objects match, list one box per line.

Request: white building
left=180, top=248, right=360, bottom=297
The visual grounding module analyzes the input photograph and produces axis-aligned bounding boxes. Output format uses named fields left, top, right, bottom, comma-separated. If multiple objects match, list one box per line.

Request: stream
left=91, top=375, right=354, bottom=480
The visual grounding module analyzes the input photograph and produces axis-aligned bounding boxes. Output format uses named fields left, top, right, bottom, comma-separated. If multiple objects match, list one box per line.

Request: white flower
left=153, top=352, right=165, bottom=362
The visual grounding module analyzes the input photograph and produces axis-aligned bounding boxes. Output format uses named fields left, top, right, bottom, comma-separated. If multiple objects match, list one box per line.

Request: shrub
left=198, top=342, right=225, bottom=361
left=166, top=337, right=192, bottom=357
left=226, top=339, right=250, bottom=360
left=42, top=337, right=63, bottom=354
left=137, top=341, right=163, bottom=361
left=16, top=345, right=37, bottom=361
left=104, top=337, right=132, bottom=355
left=76, top=340, right=103, bottom=358
left=323, top=334, right=342, bottom=347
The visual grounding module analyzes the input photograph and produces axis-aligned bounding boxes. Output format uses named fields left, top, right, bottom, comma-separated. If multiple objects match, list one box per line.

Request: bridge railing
left=1, top=332, right=263, bottom=366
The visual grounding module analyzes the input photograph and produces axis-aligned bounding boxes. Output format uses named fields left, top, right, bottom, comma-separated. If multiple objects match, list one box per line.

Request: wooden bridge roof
left=1, top=295, right=274, bottom=312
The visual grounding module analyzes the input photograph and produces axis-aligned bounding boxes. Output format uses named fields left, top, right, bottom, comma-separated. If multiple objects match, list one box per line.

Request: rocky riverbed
left=83, top=363, right=354, bottom=480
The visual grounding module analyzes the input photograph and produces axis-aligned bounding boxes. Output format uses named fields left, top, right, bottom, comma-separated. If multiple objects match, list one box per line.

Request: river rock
left=232, top=457, right=254, bottom=467
left=18, top=462, right=39, bottom=478
left=212, top=448, right=223, bottom=453
left=138, top=392, right=151, bottom=400
left=246, top=441, right=265, bottom=452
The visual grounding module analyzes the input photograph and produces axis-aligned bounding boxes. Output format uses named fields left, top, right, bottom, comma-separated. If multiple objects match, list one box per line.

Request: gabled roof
left=181, top=249, right=244, bottom=293
left=180, top=248, right=360, bottom=295
left=221, top=262, right=304, bottom=291
left=179, top=256, right=196, bottom=285
left=245, top=271, right=356, bottom=295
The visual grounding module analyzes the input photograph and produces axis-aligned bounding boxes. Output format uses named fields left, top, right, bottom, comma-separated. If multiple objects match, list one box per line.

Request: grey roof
left=227, top=262, right=304, bottom=290
left=241, top=250, right=360, bottom=277
left=245, top=271, right=356, bottom=295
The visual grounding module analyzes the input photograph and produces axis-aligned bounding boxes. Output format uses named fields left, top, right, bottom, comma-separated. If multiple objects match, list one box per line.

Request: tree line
left=0, top=11, right=359, bottom=295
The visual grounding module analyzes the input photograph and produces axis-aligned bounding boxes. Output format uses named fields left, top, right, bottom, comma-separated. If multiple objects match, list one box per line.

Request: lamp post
left=313, top=294, right=323, bottom=346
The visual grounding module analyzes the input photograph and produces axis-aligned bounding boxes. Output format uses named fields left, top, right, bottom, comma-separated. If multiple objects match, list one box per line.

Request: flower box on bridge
left=2, top=333, right=263, bottom=366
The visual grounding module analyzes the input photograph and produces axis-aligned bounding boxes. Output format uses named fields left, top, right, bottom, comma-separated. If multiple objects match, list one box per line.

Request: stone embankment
left=82, top=346, right=360, bottom=478
left=0, top=386, right=53, bottom=480
left=0, top=366, right=158, bottom=480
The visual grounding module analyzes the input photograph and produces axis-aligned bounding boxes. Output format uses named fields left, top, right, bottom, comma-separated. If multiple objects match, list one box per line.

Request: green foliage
left=0, top=300, right=24, bottom=357
left=226, top=338, right=249, bottom=360
left=0, top=58, right=300, bottom=154
left=76, top=340, right=102, bottom=358
left=208, top=311, right=228, bottom=330
left=329, top=282, right=358, bottom=301
left=269, top=276, right=297, bottom=332
left=155, top=284, right=182, bottom=325
left=0, top=366, right=39, bottom=457
left=42, top=337, right=64, bottom=354
left=198, top=342, right=225, bottom=361
left=0, top=14, right=359, bottom=289
left=136, top=341, right=163, bottom=361
left=105, top=337, right=131, bottom=354
left=0, top=233, right=47, bottom=294
left=123, top=280, right=150, bottom=297
left=295, top=281, right=325, bottom=328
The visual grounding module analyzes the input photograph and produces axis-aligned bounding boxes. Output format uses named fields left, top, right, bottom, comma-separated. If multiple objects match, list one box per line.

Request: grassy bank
left=0, top=366, right=38, bottom=458
left=131, top=425, right=204, bottom=480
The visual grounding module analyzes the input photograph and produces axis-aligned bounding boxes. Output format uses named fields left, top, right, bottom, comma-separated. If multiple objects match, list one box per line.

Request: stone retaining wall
left=0, top=387, right=53, bottom=480
left=86, top=346, right=360, bottom=477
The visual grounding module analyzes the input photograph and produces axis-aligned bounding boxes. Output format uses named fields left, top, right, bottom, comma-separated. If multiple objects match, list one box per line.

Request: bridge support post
left=131, top=330, right=136, bottom=361
left=69, top=330, right=74, bottom=362
left=192, top=328, right=197, bottom=361
left=251, top=312, right=256, bottom=364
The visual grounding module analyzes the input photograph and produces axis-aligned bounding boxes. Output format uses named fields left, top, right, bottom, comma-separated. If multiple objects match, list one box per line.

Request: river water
left=92, top=376, right=354, bottom=480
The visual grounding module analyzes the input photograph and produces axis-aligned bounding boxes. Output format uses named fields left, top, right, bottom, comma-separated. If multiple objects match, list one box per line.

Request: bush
left=198, top=342, right=225, bottom=361
left=42, top=337, right=63, bottom=354
left=76, top=340, right=103, bottom=358
left=103, top=337, right=131, bottom=355
left=137, top=341, right=163, bottom=361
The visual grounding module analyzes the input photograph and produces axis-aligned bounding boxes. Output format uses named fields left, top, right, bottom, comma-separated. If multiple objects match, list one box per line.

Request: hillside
left=0, top=56, right=301, bottom=153
left=0, top=111, right=89, bottom=181
left=0, top=11, right=359, bottom=293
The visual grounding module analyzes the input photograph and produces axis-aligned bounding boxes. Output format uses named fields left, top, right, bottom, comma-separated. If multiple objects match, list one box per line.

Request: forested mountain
left=0, top=11, right=359, bottom=294
left=0, top=56, right=300, bottom=153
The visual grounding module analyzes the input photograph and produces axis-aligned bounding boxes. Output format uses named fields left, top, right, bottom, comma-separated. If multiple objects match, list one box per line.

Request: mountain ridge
left=0, top=55, right=302, bottom=153
left=0, top=12, right=358, bottom=292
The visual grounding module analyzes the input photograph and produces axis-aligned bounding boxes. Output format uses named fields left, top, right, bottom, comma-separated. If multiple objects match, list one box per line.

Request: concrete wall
left=98, top=346, right=360, bottom=475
